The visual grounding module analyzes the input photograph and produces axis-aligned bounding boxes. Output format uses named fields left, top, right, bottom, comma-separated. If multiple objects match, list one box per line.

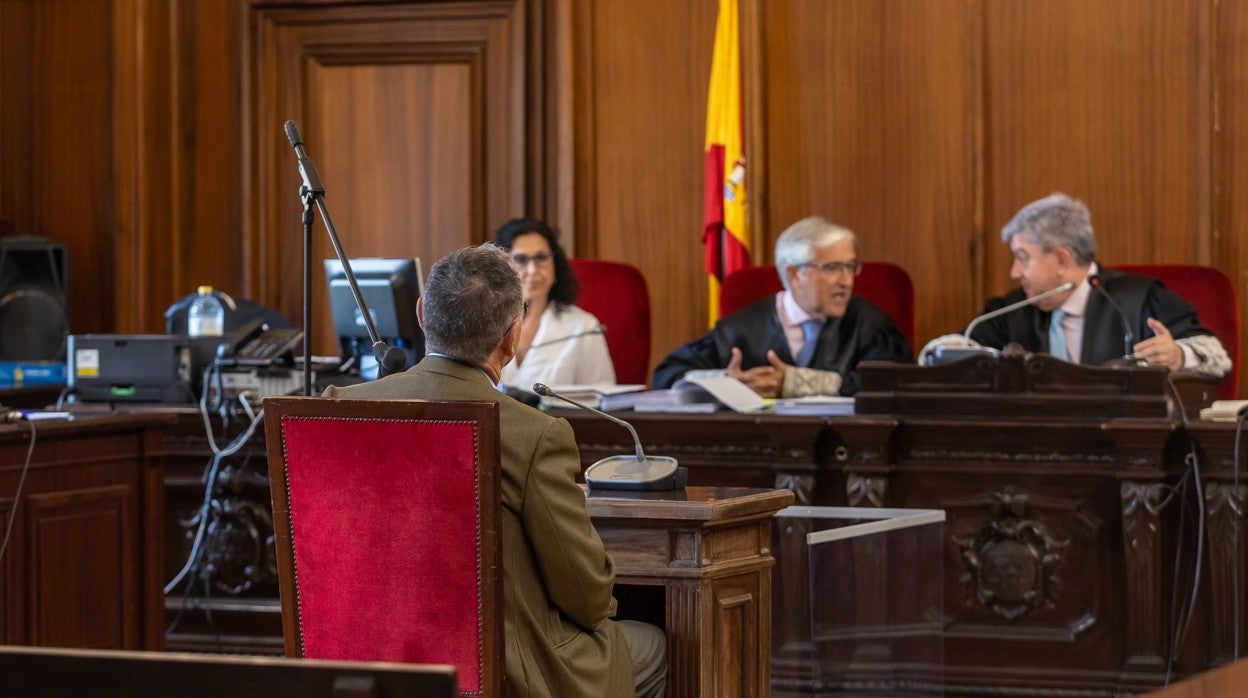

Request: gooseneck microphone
left=524, top=325, right=607, bottom=352
left=929, top=281, right=1078, bottom=365
left=963, top=281, right=1077, bottom=341
left=532, top=383, right=687, bottom=491
left=1087, top=273, right=1138, bottom=363
left=283, top=120, right=407, bottom=380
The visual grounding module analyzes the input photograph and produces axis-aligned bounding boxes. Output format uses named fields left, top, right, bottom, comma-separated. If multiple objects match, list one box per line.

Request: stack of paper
left=772, top=396, right=855, bottom=416
left=1198, top=400, right=1248, bottom=421
left=537, top=383, right=647, bottom=410
left=629, top=375, right=767, bottom=414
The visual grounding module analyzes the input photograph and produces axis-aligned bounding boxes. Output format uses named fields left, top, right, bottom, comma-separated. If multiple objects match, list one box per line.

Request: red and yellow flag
left=703, top=0, right=750, bottom=326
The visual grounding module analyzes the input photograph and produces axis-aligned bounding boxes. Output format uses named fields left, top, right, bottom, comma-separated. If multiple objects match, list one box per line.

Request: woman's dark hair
left=493, top=217, right=581, bottom=308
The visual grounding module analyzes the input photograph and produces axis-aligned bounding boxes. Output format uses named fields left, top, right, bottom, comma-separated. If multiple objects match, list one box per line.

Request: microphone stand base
left=586, top=455, right=687, bottom=491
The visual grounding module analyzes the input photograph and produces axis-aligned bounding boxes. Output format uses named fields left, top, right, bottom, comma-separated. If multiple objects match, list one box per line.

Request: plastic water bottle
left=187, top=285, right=225, bottom=337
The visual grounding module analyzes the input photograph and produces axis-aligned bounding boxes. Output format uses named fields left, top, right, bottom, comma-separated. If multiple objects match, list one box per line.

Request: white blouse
left=499, top=304, right=616, bottom=389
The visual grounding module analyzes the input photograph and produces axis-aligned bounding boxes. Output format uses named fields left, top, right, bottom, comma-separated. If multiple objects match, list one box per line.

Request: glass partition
left=772, top=506, right=945, bottom=697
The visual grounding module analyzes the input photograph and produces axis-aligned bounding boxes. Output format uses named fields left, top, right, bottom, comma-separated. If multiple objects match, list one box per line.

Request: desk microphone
left=1088, top=274, right=1145, bottom=366
left=930, top=282, right=1076, bottom=365
left=524, top=325, right=607, bottom=351
left=532, top=383, right=687, bottom=491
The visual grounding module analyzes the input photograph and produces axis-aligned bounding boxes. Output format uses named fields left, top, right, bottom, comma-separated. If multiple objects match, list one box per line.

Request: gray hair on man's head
left=421, top=243, right=524, bottom=364
left=773, top=216, right=858, bottom=290
left=1000, top=192, right=1097, bottom=265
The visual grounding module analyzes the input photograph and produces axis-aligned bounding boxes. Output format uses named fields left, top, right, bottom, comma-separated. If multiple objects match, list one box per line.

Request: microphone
left=1087, top=273, right=1141, bottom=364
left=283, top=120, right=325, bottom=195
left=963, top=281, right=1077, bottom=340
left=929, top=281, right=1076, bottom=365
left=523, top=325, right=607, bottom=351
left=532, top=383, right=687, bottom=491
left=283, top=120, right=406, bottom=378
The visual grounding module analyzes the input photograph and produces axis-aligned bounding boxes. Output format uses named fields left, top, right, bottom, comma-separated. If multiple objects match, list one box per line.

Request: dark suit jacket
left=968, top=268, right=1216, bottom=365
left=325, top=355, right=635, bottom=697
left=652, top=294, right=914, bottom=395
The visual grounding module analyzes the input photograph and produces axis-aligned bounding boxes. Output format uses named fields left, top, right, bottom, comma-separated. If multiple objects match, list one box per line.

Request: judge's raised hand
left=1132, top=317, right=1184, bottom=370
left=726, top=347, right=786, bottom=398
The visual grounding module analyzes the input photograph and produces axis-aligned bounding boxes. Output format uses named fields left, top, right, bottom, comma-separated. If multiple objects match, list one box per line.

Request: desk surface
left=585, top=485, right=793, bottom=521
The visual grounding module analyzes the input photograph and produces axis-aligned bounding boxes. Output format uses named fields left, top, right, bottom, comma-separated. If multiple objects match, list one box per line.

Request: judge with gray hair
left=654, top=216, right=913, bottom=397
left=964, top=192, right=1230, bottom=376
left=326, top=243, right=666, bottom=697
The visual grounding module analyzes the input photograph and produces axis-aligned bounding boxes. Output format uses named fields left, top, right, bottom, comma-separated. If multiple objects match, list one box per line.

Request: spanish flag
left=703, top=0, right=750, bottom=325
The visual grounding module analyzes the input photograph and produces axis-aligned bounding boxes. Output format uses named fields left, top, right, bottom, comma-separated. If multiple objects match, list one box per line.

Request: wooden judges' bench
left=152, top=354, right=1241, bottom=695
left=562, top=354, right=1240, bottom=695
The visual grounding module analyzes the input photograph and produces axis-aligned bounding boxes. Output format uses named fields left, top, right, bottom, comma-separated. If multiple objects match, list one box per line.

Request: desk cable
left=0, top=418, right=37, bottom=569
left=165, top=365, right=265, bottom=646
left=1233, top=407, right=1246, bottom=660
left=1163, top=377, right=1205, bottom=685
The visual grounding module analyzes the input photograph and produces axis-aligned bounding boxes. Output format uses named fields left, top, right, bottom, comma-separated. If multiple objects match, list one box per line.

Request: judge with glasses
left=654, top=216, right=913, bottom=397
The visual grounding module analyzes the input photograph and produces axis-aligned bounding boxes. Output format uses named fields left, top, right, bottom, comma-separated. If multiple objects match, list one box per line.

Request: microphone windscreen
left=377, top=346, right=407, bottom=377
left=284, top=120, right=302, bottom=147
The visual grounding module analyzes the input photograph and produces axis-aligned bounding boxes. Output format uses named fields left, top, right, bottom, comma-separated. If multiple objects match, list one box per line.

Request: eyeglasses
left=511, top=252, right=552, bottom=268
left=799, top=259, right=861, bottom=277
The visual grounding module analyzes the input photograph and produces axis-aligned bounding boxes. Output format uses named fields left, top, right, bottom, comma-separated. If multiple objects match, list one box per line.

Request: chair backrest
left=719, top=262, right=916, bottom=344
left=1115, top=264, right=1241, bottom=400
left=0, top=645, right=457, bottom=698
left=568, top=258, right=652, bottom=385
left=264, top=396, right=503, bottom=698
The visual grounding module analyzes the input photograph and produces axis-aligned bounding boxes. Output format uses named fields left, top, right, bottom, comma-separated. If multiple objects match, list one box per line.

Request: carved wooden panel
left=247, top=1, right=527, bottom=354
left=28, top=485, right=133, bottom=649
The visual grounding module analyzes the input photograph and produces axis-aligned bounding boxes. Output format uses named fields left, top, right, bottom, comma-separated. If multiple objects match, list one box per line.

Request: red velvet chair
left=718, top=262, right=916, bottom=345
left=568, top=258, right=652, bottom=385
left=264, top=397, right=503, bottom=698
left=1115, top=264, right=1240, bottom=400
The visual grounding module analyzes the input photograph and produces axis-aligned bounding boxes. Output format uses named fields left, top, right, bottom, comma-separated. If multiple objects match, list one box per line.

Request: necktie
left=795, top=320, right=823, bottom=367
left=1048, top=309, right=1069, bottom=360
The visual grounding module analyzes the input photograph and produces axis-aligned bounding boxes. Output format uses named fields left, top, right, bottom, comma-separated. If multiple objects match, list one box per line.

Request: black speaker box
left=0, top=236, right=69, bottom=361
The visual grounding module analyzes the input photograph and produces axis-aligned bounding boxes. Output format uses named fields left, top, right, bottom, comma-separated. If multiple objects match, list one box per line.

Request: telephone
left=217, top=320, right=303, bottom=367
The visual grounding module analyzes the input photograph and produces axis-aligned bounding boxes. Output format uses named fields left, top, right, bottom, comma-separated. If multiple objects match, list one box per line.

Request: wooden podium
left=586, top=486, right=794, bottom=698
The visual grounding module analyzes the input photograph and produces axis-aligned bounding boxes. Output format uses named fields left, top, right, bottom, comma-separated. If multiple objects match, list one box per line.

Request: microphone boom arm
left=963, top=281, right=1076, bottom=342
left=283, top=120, right=406, bottom=377
left=532, top=383, right=645, bottom=460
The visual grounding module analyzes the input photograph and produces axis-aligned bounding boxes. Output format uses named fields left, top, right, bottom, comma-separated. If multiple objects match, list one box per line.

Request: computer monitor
left=324, top=258, right=425, bottom=380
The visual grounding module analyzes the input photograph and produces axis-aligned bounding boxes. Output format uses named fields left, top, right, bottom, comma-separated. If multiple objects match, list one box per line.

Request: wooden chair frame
left=263, top=397, right=503, bottom=697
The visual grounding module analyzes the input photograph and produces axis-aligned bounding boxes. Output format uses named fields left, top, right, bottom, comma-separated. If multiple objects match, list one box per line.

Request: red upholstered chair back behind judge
left=719, top=262, right=916, bottom=345
left=568, top=258, right=652, bottom=385
left=264, top=397, right=503, bottom=698
left=1115, top=264, right=1240, bottom=400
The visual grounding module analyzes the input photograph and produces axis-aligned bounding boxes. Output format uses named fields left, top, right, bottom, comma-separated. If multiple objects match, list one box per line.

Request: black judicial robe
left=968, top=267, right=1217, bottom=365
left=652, top=295, right=914, bottom=396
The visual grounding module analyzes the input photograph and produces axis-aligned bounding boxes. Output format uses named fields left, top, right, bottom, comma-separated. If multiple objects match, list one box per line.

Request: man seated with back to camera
left=653, top=216, right=914, bottom=397
left=325, top=244, right=666, bottom=698
left=948, top=192, right=1231, bottom=377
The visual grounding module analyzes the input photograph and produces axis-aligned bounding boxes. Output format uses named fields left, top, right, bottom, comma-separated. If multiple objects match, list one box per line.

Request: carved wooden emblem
left=955, top=490, right=1070, bottom=619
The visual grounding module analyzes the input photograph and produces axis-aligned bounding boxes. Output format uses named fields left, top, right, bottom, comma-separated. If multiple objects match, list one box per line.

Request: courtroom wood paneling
left=29, top=485, right=132, bottom=649
left=983, top=1, right=1211, bottom=292
left=246, top=0, right=528, bottom=354
left=568, top=0, right=719, bottom=372
left=4, top=0, right=1248, bottom=397
left=761, top=0, right=981, bottom=348
left=1216, top=1, right=1248, bottom=391
left=0, top=0, right=116, bottom=334
left=0, top=417, right=169, bottom=651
